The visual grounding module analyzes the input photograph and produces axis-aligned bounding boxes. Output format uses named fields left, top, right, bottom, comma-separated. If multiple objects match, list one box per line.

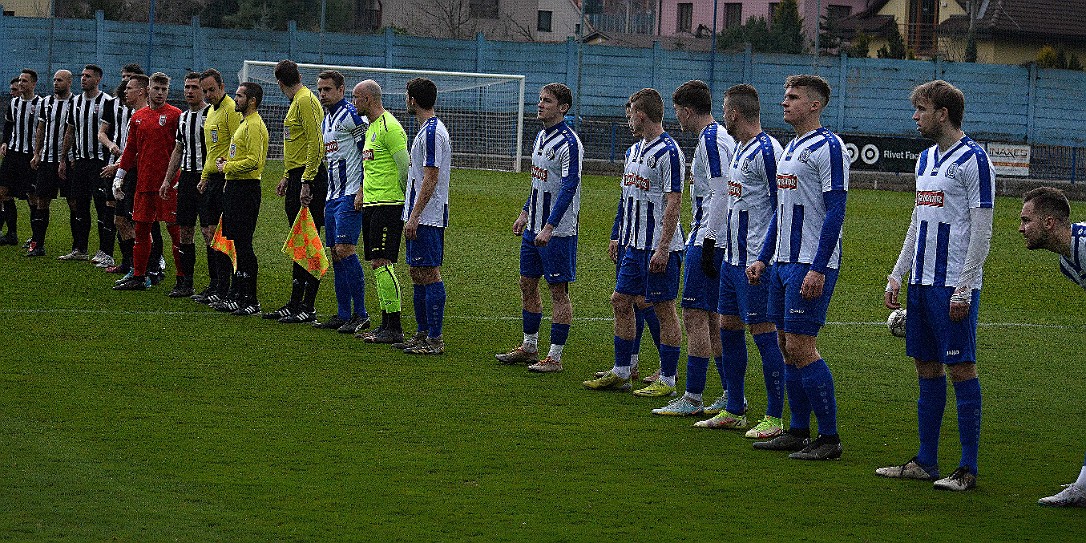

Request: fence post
left=95, top=10, right=106, bottom=69
left=565, top=37, right=577, bottom=91
left=651, top=40, right=662, bottom=90
left=743, top=43, right=753, bottom=83
left=1027, top=62, right=1037, bottom=144
left=836, top=52, right=847, bottom=132
left=191, top=16, right=202, bottom=73
left=288, top=20, right=297, bottom=59
left=475, top=32, right=486, bottom=73
left=384, top=26, right=394, bottom=68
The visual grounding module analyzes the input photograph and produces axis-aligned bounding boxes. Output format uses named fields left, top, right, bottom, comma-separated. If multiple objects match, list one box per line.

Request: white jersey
left=404, top=116, right=452, bottom=227
left=771, top=127, right=848, bottom=269
left=617, top=132, right=686, bottom=252
left=321, top=99, right=367, bottom=200
left=688, top=122, right=734, bottom=246
left=1061, top=223, right=1086, bottom=290
left=526, top=121, right=582, bottom=237
left=908, top=136, right=995, bottom=288
left=723, top=132, right=783, bottom=268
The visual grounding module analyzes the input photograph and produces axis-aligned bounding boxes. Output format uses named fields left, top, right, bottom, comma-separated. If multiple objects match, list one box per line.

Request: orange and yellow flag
left=211, top=217, right=237, bottom=272
left=282, top=207, right=329, bottom=278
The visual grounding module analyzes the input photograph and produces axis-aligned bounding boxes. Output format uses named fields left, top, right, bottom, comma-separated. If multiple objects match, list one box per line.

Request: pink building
left=655, top=0, right=872, bottom=40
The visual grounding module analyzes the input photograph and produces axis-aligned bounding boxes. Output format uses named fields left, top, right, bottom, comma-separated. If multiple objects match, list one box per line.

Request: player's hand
left=885, top=275, right=902, bottom=309
left=110, top=144, right=122, bottom=157
left=353, top=193, right=363, bottom=211
left=700, top=238, right=718, bottom=279
left=215, top=157, right=226, bottom=173
left=800, top=270, right=825, bottom=300
left=300, top=182, right=312, bottom=207
left=197, top=178, right=207, bottom=194
left=112, top=178, right=125, bottom=200
left=100, top=163, right=118, bottom=179
left=649, top=248, right=667, bottom=274
left=58, top=160, right=67, bottom=180
left=159, top=180, right=170, bottom=200
left=30, top=155, right=40, bottom=170
left=0, top=144, right=7, bottom=158
left=949, top=287, right=970, bottom=321
left=276, top=177, right=288, bottom=197
left=512, top=212, right=528, bottom=236
left=608, top=240, right=619, bottom=263
left=405, top=216, right=419, bottom=240
left=534, top=224, right=554, bottom=247
left=746, top=261, right=766, bottom=285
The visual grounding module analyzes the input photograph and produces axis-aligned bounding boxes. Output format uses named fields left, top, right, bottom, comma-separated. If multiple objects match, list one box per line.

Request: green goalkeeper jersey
left=361, top=110, right=408, bottom=207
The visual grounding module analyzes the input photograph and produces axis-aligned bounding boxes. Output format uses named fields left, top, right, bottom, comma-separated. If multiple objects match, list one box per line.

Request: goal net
left=240, top=61, right=526, bottom=172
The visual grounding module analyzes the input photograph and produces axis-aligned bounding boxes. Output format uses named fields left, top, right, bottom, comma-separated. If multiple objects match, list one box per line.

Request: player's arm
left=392, top=148, right=409, bottom=193
left=700, top=168, right=730, bottom=278
left=58, top=122, right=74, bottom=179
left=537, top=143, right=581, bottom=246
left=98, top=119, right=121, bottom=157
left=801, top=140, right=849, bottom=300
left=610, top=191, right=624, bottom=264
left=161, top=139, right=185, bottom=199
left=950, top=158, right=995, bottom=320
left=405, top=166, right=439, bottom=241
left=31, top=116, right=45, bottom=169
left=885, top=207, right=918, bottom=309
left=301, top=97, right=324, bottom=182
left=650, top=191, right=682, bottom=274
left=1, top=107, right=12, bottom=156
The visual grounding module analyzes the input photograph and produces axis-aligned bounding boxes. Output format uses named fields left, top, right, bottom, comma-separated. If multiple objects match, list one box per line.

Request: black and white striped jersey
left=5, top=95, right=39, bottom=153
left=100, top=97, right=132, bottom=165
left=66, top=91, right=111, bottom=161
left=177, top=105, right=208, bottom=172
left=36, top=94, right=72, bottom=163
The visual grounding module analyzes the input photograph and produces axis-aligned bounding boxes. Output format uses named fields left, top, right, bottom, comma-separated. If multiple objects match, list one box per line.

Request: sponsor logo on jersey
left=325, top=140, right=339, bottom=153
left=623, top=172, right=650, bottom=191
left=362, top=149, right=374, bottom=161
left=915, top=190, right=945, bottom=207
left=531, top=165, right=548, bottom=183
left=776, top=173, right=798, bottom=190
left=729, top=179, right=743, bottom=198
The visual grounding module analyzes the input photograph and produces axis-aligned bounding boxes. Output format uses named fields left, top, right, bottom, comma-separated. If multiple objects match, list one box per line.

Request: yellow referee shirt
left=224, top=111, right=269, bottom=181
left=282, top=85, right=324, bottom=181
left=201, top=94, right=243, bottom=180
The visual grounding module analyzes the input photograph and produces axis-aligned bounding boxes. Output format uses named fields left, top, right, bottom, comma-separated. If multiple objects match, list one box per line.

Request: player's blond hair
left=910, top=80, right=964, bottom=129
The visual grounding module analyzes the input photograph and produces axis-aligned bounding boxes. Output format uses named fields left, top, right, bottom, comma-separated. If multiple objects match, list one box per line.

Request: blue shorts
left=681, top=244, right=721, bottom=311
left=905, top=285, right=980, bottom=364
left=616, top=247, right=683, bottom=303
left=766, top=262, right=839, bottom=336
left=718, top=262, right=771, bottom=324
left=520, top=232, right=577, bottom=284
left=325, top=195, right=363, bottom=247
left=406, top=224, right=445, bottom=268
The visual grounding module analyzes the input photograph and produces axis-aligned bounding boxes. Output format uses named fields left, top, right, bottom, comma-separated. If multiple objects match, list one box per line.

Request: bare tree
left=418, top=0, right=478, bottom=39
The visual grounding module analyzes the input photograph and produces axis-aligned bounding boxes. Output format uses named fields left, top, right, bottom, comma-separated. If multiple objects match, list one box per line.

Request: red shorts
left=133, top=189, right=178, bottom=224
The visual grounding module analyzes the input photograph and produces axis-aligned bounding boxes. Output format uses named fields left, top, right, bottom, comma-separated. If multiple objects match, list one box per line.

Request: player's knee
left=947, top=362, right=977, bottom=382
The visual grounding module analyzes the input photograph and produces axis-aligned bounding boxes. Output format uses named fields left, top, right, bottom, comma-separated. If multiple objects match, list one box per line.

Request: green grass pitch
left=2, top=164, right=1086, bottom=541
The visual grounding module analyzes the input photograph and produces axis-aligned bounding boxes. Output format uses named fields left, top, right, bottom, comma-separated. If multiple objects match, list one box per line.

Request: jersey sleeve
left=302, top=95, right=324, bottom=181
left=962, top=151, right=995, bottom=210
left=818, top=135, right=849, bottom=193
left=661, top=147, right=684, bottom=194
left=546, top=135, right=581, bottom=227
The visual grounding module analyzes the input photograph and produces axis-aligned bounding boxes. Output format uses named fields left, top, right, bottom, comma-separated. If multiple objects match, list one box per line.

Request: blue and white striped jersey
left=617, top=132, right=686, bottom=252
left=687, top=122, right=734, bottom=246
left=404, top=116, right=451, bottom=227
left=321, top=99, right=366, bottom=200
left=908, top=136, right=995, bottom=288
left=771, top=127, right=849, bottom=269
left=724, top=132, right=782, bottom=268
left=1061, top=223, right=1086, bottom=290
left=525, top=121, right=582, bottom=237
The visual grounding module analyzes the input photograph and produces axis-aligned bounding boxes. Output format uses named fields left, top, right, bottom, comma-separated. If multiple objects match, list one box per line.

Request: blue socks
left=343, top=253, right=367, bottom=319
left=413, top=284, right=428, bottom=334
left=614, top=336, right=634, bottom=368
left=720, top=329, right=748, bottom=414
left=523, top=310, right=542, bottom=335
left=659, top=344, right=681, bottom=379
left=954, top=377, right=982, bottom=475
left=785, top=364, right=811, bottom=432
left=800, top=359, right=838, bottom=437
left=332, top=260, right=350, bottom=319
left=425, top=281, right=446, bottom=338
left=753, top=331, right=785, bottom=419
left=685, top=355, right=709, bottom=395
left=916, top=375, right=947, bottom=468
left=550, top=322, right=569, bottom=346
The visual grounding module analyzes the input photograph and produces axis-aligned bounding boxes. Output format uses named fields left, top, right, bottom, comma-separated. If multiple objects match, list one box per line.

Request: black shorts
left=115, top=167, right=138, bottom=220
left=69, top=158, right=106, bottom=200
left=34, top=160, right=67, bottom=200
left=175, top=170, right=206, bottom=227
left=222, top=178, right=261, bottom=239
left=0, top=150, right=34, bottom=198
left=201, top=172, right=226, bottom=228
left=284, top=165, right=327, bottom=229
left=361, top=204, right=404, bottom=262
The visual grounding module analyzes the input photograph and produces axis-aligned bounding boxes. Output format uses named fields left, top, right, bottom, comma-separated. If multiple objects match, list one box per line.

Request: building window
left=724, top=3, right=742, bottom=29
left=537, top=10, right=553, bottom=32
left=677, top=3, right=693, bottom=33
left=826, top=5, right=851, bottom=21
left=470, top=0, right=499, bottom=20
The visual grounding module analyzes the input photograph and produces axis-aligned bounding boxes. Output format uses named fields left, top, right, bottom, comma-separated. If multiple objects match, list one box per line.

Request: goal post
left=240, top=61, right=526, bottom=172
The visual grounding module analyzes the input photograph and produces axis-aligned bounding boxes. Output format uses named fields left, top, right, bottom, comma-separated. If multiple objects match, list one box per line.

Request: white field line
left=1, top=308, right=1081, bottom=330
